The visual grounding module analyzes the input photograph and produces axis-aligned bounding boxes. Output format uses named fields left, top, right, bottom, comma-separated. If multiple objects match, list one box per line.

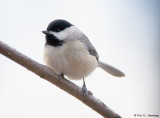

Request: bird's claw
left=58, top=73, right=64, bottom=79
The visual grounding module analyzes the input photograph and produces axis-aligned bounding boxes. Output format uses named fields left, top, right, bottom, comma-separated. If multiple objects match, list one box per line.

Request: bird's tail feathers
left=98, top=61, right=125, bottom=77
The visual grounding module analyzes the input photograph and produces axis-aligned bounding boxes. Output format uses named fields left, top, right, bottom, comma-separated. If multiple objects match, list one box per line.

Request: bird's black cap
left=47, top=19, right=73, bottom=32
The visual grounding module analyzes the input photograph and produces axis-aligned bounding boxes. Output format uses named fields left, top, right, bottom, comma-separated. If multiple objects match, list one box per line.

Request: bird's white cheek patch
left=51, top=26, right=82, bottom=40
left=52, top=31, right=68, bottom=40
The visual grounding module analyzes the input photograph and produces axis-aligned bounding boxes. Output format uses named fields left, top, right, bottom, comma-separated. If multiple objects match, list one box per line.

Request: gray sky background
left=0, top=0, right=159, bottom=118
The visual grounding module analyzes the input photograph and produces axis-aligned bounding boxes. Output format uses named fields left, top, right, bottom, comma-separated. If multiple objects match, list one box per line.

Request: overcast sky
left=0, top=0, right=159, bottom=118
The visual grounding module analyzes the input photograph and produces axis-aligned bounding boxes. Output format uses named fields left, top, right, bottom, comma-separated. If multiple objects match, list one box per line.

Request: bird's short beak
left=42, top=30, right=51, bottom=35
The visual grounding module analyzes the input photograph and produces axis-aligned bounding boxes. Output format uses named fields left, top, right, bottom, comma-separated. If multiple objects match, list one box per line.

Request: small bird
left=42, top=19, right=125, bottom=94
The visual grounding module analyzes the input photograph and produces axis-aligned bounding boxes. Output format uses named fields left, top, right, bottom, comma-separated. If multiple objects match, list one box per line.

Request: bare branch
left=0, top=40, right=121, bottom=118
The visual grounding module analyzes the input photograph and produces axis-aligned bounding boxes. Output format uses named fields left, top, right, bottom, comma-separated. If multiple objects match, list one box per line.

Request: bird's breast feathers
left=43, top=40, right=98, bottom=80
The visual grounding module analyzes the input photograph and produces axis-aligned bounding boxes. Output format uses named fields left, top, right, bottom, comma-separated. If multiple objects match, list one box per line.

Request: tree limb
left=0, top=40, right=121, bottom=118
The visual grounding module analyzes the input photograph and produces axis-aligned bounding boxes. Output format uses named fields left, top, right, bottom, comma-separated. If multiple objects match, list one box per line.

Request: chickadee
left=42, top=19, right=125, bottom=94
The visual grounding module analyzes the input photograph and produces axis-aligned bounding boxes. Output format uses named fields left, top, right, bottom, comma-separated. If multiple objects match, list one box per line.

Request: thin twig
left=0, top=40, right=121, bottom=118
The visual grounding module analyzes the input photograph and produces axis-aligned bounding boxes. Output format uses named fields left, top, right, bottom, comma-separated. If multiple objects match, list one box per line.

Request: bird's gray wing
left=77, top=33, right=125, bottom=77
left=78, top=33, right=99, bottom=60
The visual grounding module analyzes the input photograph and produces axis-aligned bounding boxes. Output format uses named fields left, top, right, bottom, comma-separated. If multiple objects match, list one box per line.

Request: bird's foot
left=82, top=78, right=88, bottom=95
left=82, top=84, right=88, bottom=95
left=58, top=73, right=64, bottom=79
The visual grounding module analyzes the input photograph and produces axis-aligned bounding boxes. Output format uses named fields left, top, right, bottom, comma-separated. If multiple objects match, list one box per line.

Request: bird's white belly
left=43, top=40, right=98, bottom=80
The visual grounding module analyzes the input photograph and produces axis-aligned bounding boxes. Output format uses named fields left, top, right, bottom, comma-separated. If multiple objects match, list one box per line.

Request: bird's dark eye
left=56, top=28, right=61, bottom=32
